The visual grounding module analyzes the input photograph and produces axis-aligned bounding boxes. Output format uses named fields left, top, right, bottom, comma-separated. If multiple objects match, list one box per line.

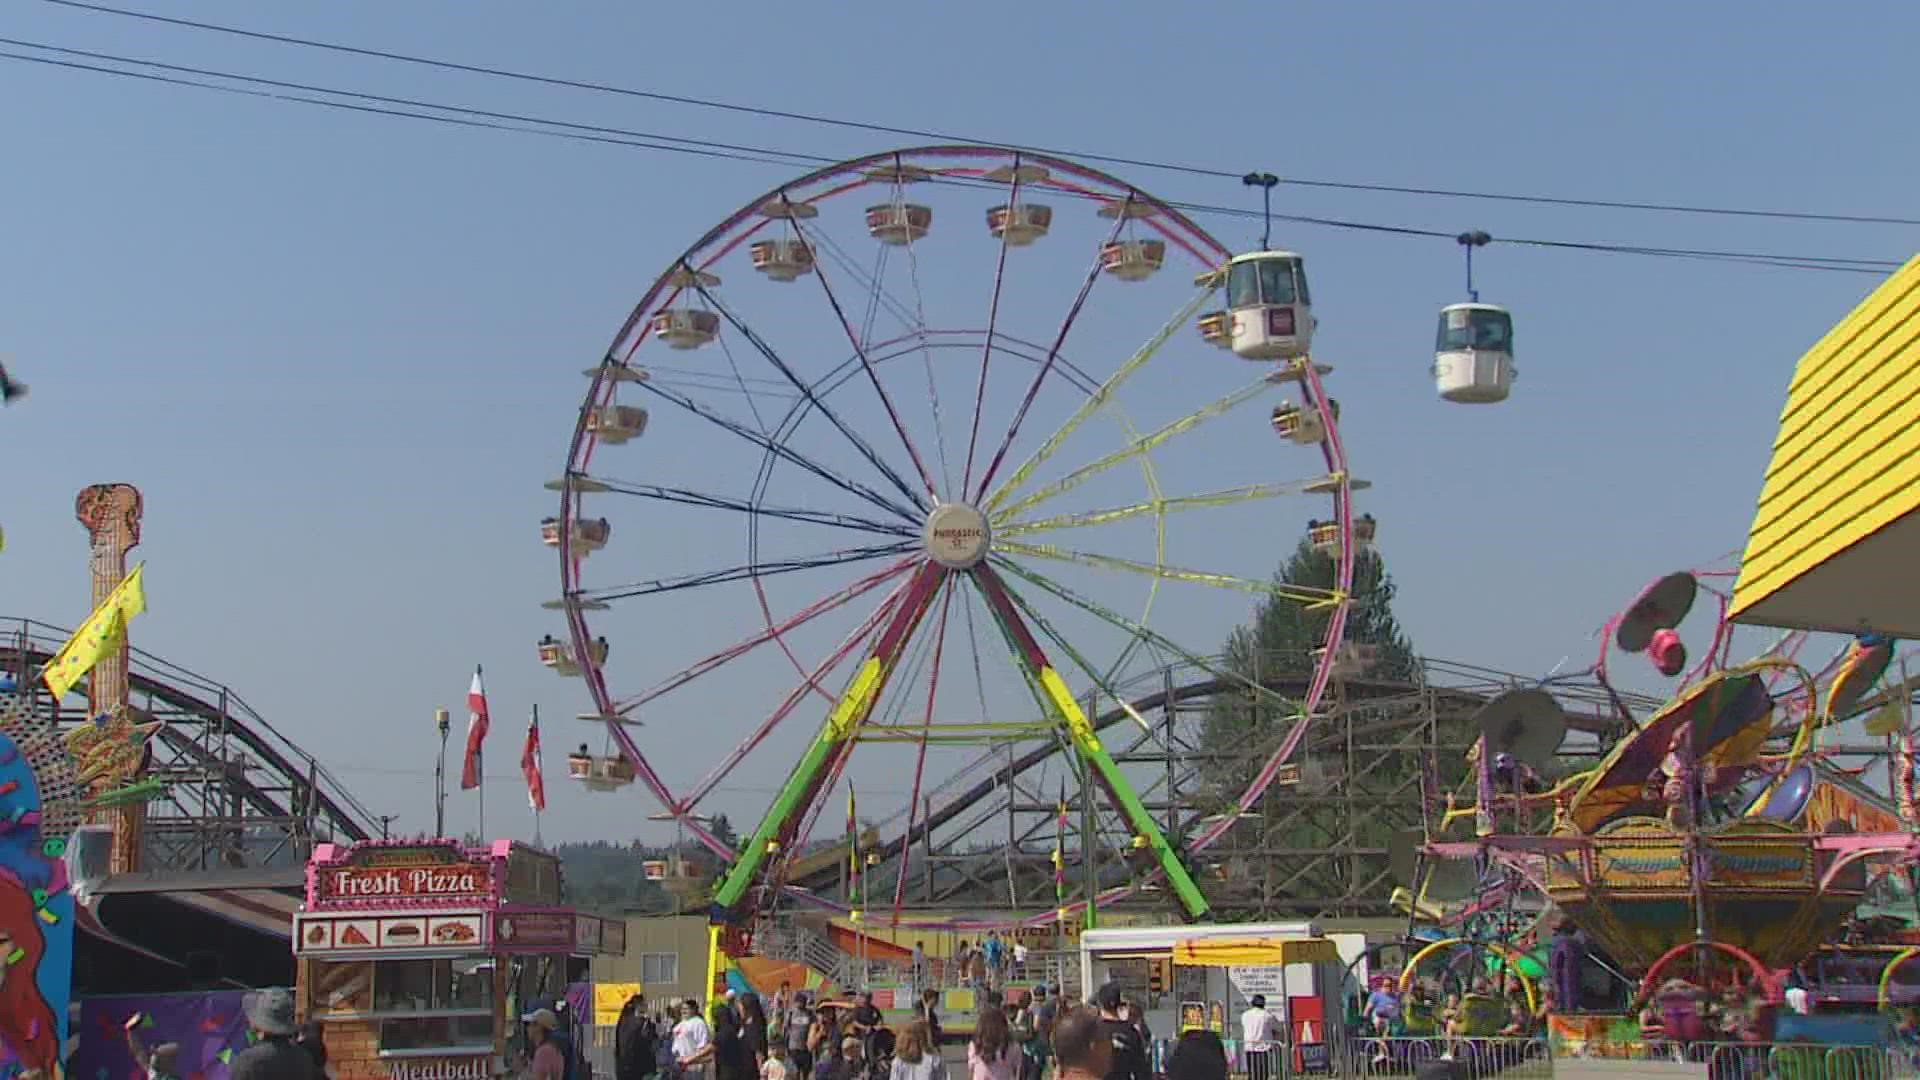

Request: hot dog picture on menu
left=382, top=919, right=426, bottom=945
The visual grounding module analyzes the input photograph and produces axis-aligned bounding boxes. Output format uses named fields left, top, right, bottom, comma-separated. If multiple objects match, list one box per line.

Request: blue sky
left=0, top=1, right=1913, bottom=847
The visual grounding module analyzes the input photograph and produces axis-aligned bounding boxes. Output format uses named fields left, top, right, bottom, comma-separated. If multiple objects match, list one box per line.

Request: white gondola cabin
left=568, top=745, right=637, bottom=792
left=987, top=203, right=1053, bottom=246
left=866, top=203, right=932, bottom=245
left=1226, top=251, right=1314, bottom=360
left=1100, top=239, right=1165, bottom=282
left=1434, top=302, right=1514, bottom=403
left=750, top=238, right=816, bottom=282
left=540, top=516, right=610, bottom=553
left=1270, top=399, right=1340, bottom=444
left=651, top=308, right=720, bottom=350
left=1197, top=310, right=1233, bottom=348
left=587, top=404, right=649, bottom=444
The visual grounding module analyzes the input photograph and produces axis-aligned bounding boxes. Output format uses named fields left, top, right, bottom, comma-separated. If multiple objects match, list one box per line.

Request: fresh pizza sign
left=314, top=845, right=495, bottom=905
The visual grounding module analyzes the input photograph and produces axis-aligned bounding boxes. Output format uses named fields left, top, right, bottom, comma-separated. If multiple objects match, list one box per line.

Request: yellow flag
left=43, top=563, right=147, bottom=699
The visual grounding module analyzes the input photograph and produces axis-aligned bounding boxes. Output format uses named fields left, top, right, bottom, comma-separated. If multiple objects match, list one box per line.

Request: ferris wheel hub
left=923, top=502, right=991, bottom=569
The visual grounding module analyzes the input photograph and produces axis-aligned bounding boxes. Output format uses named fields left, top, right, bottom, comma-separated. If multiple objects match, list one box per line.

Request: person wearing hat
left=230, top=988, right=318, bottom=1080
left=525, top=1009, right=568, bottom=1080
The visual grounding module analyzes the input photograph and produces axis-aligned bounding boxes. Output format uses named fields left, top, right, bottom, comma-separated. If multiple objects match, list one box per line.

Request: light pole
left=434, top=707, right=451, bottom=837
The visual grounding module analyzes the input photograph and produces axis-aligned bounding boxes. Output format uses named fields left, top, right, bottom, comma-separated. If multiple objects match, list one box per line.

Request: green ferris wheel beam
left=969, top=564, right=1211, bottom=920
left=710, top=560, right=948, bottom=915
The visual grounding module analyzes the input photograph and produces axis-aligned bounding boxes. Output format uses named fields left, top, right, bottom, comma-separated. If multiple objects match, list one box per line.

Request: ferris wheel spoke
left=988, top=556, right=1305, bottom=714
left=615, top=555, right=917, bottom=716
left=892, top=579, right=954, bottom=918
left=673, top=567, right=917, bottom=811
left=582, top=541, right=914, bottom=604
left=635, top=377, right=920, bottom=522
left=982, top=287, right=1215, bottom=515
left=996, top=540, right=1339, bottom=606
left=968, top=562, right=1209, bottom=917
left=712, top=561, right=948, bottom=913
left=896, top=223, right=955, bottom=498
left=977, top=564, right=1163, bottom=745
left=997, top=481, right=1317, bottom=538
left=960, top=168, right=1026, bottom=495
left=694, top=284, right=932, bottom=514
left=990, top=377, right=1273, bottom=523
left=783, top=212, right=942, bottom=501
left=593, top=478, right=915, bottom=538
left=969, top=207, right=1130, bottom=503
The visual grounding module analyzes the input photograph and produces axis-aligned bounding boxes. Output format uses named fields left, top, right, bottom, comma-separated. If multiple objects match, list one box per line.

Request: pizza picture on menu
left=432, top=919, right=479, bottom=944
left=340, top=924, right=373, bottom=947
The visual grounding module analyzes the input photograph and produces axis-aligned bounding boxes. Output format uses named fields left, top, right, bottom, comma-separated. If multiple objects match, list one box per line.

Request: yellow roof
left=1173, top=936, right=1341, bottom=967
left=1732, top=254, right=1920, bottom=635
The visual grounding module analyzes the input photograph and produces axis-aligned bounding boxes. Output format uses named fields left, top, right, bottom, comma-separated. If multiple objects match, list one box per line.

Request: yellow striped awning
left=1173, top=936, right=1341, bottom=966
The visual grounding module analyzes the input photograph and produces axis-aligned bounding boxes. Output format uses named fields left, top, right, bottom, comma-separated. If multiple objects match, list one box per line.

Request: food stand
left=1080, top=924, right=1357, bottom=1073
left=294, top=839, right=625, bottom=1080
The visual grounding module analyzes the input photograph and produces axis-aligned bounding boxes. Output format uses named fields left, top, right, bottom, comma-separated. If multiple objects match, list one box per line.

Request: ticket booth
left=294, top=839, right=625, bottom=1079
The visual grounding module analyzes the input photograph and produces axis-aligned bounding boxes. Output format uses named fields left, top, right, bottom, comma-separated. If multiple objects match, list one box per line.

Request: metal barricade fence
left=1225, top=1034, right=1918, bottom=1080
left=1543, top=1038, right=1920, bottom=1080
left=1325, top=1036, right=1551, bottom=1080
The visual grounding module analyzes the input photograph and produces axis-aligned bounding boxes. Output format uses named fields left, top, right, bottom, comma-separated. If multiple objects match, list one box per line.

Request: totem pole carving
left=74, top=483, right=144, bottom=873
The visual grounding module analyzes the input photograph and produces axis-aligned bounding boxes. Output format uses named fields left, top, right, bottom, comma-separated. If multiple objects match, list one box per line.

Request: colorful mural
left=70, top=992, right=250, bottom=1080
left=0, top=688, right=77, bottom=1080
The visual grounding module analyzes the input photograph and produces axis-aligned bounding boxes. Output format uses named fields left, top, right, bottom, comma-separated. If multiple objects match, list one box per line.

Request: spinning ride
left=1415, top=565, right=1917, bottom=1003
left=548, top=146, right=1360, bottom=932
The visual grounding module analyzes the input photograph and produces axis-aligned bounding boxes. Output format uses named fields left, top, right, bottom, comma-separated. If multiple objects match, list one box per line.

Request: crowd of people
left=603, top=981, right=1245, bottom=1080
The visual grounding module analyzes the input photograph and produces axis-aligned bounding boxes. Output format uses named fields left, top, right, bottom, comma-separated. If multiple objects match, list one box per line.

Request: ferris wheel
left=545, top=145, right=1361, bottom=927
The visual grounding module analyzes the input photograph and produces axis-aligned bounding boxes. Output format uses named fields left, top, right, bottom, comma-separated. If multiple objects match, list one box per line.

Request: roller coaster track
left=787, top=654, right=1654, bottom=916
left=0, top=616, right=378, bottom=869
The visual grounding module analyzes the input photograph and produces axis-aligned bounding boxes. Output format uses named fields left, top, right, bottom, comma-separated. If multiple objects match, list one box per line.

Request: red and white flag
left=460, top=666, right=489, bottom=790
left=521, top=709, right=547, bottom=812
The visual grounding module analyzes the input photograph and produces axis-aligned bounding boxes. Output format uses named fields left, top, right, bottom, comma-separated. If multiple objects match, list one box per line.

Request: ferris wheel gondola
left=1434, top=231, right=1514, bottom=403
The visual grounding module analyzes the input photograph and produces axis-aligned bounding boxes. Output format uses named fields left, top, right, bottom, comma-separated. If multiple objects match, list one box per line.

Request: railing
left=0, top=615, right=382, bottom=840
left=1545, top=1038, right=1919, bottom=1080
left=1289, top=1036, right=1920, bottom=1080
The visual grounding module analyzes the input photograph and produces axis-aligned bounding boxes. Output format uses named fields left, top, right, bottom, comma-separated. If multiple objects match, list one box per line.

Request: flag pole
left=531, top=703, right=544, bottom=848
left=477, top=743, right=486, bottom=840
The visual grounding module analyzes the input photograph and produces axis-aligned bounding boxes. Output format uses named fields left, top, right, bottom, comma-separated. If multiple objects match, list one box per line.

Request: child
left=762, top=1041, right=791, bottom=1080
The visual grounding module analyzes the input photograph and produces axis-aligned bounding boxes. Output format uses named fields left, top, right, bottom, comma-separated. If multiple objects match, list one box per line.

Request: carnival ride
left=1404, top=563, right=1920, bottom=1032
left=548, top=145, right=1367, bottom=938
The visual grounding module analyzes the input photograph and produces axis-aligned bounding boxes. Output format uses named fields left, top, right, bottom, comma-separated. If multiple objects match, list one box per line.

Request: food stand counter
left=294, top=839, right=624, bottom=1080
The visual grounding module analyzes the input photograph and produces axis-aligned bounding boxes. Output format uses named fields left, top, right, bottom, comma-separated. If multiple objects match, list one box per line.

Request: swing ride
left=547, top=145, right=1362, bottom=942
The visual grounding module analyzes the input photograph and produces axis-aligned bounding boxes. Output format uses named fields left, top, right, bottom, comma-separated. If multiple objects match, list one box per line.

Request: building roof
left=1732, top=254, right=1920, bottom=634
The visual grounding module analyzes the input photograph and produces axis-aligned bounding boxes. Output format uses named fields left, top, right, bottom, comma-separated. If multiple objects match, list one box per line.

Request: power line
left=39, top=0, right=1920, bottom=229
left=0, top=41, right=1898, bottom=276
